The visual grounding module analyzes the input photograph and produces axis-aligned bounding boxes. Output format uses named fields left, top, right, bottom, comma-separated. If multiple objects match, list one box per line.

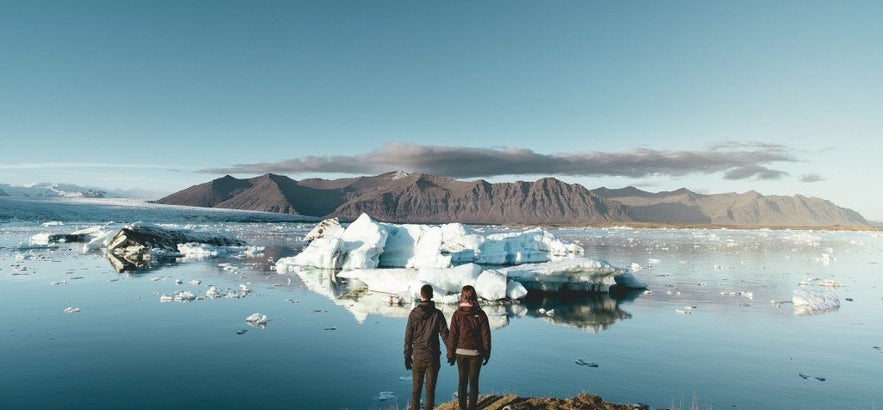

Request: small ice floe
left=285, top=298, right=299, bottom=304
left=160, top=291, right=197, bottom=302
left=377, top=391, right=396, bottom=401
left=245, top=313, right=268, bottom=326
left=175, top=279, right=183, bottom=285
left=792, top=288, right=839, bottom=315
left=537, top=308, right=554, bottom=316
left=574, top=359, right=599, bottom=367
left=817, top=279, right=844, bottom=288
left=150, top=276, right=163, bottom=282
left=630, top=263, right=644, bottom=272
left=675, top=308, right=692, bottom=315
left=205, top=286, right=225, bottom=299
left=189, top=280, right=201, bottom=285
left=642, top=290, right=653, bottom=296
left=721, top=291, right=753, bottom=300
left=398, top=376, right=413, bottom=382
left=63, top=307, right=80, bottom=314
left=50, top=281, right=67, bottom=285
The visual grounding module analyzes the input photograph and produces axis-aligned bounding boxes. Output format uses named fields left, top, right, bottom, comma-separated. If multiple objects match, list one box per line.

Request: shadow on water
left=520, top=289, right=640, bottom=333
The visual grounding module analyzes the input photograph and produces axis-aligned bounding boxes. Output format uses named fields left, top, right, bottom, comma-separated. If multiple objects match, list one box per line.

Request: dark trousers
left=411, top=355, right=440, bottom=410
left=456, top=354, right=482, bottom=410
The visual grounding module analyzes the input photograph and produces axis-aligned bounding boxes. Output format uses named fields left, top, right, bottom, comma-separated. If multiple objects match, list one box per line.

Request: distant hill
left=155, top=173, right=870, bottom=227
left=592, top=186, right=868, bottom=227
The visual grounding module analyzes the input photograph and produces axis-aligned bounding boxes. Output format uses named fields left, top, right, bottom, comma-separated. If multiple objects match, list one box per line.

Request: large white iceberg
left=276, top=215, right=646, bottom=301
left=276, top=214, right=584, bottom=271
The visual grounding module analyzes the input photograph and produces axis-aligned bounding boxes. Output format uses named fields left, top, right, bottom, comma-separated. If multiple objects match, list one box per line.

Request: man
left=404, top=284, right=449, bottom=410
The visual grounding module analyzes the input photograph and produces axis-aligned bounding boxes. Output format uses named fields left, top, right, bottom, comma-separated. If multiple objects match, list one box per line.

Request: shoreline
left=434, top=393, right=647, bottom=410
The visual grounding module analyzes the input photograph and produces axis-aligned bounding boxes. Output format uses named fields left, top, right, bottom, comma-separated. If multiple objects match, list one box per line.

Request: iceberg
left=277, top=215, right=644, bottom=301
left=277, top=214, right=584, bottom=271
left=105, top=223, right=247, bottom=271
left=792, top=288, right=840, bottom=315
left=499, top=257, right=635, bottom=292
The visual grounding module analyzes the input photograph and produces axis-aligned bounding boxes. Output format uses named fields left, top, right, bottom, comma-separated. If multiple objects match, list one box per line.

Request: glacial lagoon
left=1, top=199, right=881, bottom=409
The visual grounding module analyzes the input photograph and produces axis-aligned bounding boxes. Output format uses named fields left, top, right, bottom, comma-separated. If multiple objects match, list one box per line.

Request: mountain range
left=154, top=172, right=869, bottom=227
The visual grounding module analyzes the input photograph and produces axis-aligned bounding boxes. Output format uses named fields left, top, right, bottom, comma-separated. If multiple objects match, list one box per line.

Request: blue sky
left=1, top=1, right=881, bottom=220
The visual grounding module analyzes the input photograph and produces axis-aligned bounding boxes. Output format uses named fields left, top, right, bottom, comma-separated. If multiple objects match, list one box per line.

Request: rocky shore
left=435, top=393, right=647, bottom=410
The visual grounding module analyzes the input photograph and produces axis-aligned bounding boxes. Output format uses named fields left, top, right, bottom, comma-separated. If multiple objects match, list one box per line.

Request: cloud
left=201, top=141, right=797, bottom=180
left=799, top=173, right=825, bottom=183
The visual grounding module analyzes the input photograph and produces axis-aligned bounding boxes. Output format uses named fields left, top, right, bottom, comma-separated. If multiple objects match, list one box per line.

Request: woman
left=446, top=285, right=492, bottom=410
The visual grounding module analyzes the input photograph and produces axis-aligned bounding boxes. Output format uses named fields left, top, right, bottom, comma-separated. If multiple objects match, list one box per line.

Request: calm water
left=1, top=205, right=881, bottom=409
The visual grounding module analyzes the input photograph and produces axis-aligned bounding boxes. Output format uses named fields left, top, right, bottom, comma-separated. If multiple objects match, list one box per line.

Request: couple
left=404, top=284, right=492, bottom=410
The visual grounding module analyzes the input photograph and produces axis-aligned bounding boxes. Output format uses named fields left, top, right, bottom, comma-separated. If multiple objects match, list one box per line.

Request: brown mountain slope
left=155, top=175, right=253, bottom=207
left=593, top=186, right=868, bottom=227
left=331, top=174, right=631, bottom=224
left=156, top=174, right=869, bottom=227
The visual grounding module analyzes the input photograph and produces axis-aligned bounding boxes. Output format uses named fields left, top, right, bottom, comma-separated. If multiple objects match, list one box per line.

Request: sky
left=1, top=1, right=881, bottom=220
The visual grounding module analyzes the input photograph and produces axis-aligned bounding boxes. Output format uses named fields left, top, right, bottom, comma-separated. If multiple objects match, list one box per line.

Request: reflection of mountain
left=522, top=292, right=636, bottom=333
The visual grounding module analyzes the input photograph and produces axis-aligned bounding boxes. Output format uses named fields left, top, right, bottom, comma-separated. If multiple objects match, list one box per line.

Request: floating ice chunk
left=648, top=258, right=661, bottom=265
left=189, top=280, right=201, bottom=285
left=377, top=391, right=396, bottom=401
left=63, top=307, right=80, bottom=313
left=475, top=270, right=507, bottom=300
left=817, top=279, right=844, bottom=288
left=206, top=286, right=225, bottom=299
left=629, top=263, right=643, bottom=272
left=42, top=221, right=64, bottom=227
left=500, top=257, right=631, bottom=292
left=245, top=313, right=268, bottom=326
left=477, top=228, right=583, bottom=265
left=506, top=280, right=528, bottom=300
left=416, top=264, right=482, bottom=294
left=161, top=291, right=197, bottom=302
left=792, top=288, right=840, bottom=315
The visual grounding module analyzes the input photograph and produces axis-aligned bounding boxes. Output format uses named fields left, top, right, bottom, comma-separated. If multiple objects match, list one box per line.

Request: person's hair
left=460, top=285, right=478, bottom=304
left=420, top=284, right=434, bottom=300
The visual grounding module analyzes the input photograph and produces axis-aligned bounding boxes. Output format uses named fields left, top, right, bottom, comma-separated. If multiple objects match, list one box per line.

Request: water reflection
left=521, top=291, right=637, bottom=333
left=290, top=266, right=636, bottom=332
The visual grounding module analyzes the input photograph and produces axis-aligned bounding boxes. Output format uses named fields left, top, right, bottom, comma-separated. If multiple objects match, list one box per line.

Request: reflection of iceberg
left=792, top=288, right=840, bottom=316
left=522, top=292, right=635, bottom=333
left=291, top=266, right=517, bottom=329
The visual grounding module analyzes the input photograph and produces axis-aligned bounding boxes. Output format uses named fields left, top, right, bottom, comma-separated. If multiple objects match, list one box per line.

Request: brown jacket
left=446, top=303, right=491, bottom=361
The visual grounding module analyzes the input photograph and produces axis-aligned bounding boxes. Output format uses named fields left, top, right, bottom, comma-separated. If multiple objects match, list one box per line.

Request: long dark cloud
left=200, top=141, right=796, bottom=180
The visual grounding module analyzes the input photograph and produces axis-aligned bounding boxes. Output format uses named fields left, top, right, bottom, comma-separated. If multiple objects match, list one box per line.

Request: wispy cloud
left=799, top=173, right=825, bottom=183
left=200, top=141, right=797, bottom=180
